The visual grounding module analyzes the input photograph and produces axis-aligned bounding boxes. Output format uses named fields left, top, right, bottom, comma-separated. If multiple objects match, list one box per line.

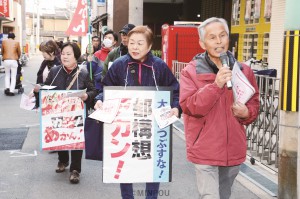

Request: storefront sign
left=97, top=0, right=106, bottom=7
left=246, top=26, right=256, bottom=32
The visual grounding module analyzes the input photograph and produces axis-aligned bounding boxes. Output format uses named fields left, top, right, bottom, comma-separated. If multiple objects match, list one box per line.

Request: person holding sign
left=179, top=17, right=259, bottom=199
left=94, top=26, right=181, bottom=199
left=36, top=42, right=97, bottom=184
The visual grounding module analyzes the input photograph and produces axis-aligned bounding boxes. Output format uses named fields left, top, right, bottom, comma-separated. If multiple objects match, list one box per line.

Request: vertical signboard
left=103, top=86, right=172, bottom=183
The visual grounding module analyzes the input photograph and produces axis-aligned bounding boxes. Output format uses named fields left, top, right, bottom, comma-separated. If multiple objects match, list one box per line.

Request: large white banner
left=103, top=86, right=173, bottom=183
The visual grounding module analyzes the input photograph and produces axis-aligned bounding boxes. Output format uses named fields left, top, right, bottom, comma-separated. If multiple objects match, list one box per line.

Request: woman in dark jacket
left=94, top=26, right=181, bottom=199
left=37, top=40, right=61, bottom=84
left=42, top=42, right=97, bottom=184
left=33, top=40, right=61, bottom=108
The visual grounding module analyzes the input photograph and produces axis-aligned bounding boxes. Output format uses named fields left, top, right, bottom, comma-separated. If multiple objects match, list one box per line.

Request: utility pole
left=21, top=0, right=26, bottom=53
left=31, top=3, right=35, bottom=54
left=36, top=0, right=40, bottom=50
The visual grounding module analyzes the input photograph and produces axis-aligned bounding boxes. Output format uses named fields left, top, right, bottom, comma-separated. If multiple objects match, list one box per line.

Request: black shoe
left=32, top=105, right=39, bottom=110
left=4, top=88, right=9, bottom=95
left=69, top=170, right=80, bottom=184
left=55, top=162, right=69, bottom=173
left=7, top=92, right=15, bottom=96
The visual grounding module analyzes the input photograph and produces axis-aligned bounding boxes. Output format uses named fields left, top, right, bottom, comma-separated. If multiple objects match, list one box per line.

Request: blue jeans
left=120, top=182, right=160, bottom=199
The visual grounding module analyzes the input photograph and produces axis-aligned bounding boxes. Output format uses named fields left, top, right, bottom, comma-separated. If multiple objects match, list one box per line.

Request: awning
left=91, top=13, right=108, bottom=29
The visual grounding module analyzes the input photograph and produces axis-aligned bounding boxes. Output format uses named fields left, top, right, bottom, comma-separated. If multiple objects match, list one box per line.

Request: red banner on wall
left=66, top=0, right=88, bottom=36
left=0, top=0, right=10, bottom=17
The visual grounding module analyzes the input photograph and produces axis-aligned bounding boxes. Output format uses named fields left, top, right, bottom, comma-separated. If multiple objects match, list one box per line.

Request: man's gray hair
left=198, top=17, right=229, bottom=42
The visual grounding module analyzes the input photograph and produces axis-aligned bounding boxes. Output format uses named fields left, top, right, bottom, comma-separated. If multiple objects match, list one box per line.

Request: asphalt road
left=0, top=54, right=271, bottom=199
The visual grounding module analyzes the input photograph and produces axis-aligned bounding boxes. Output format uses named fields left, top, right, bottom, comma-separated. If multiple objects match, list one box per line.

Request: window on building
left=262, top=33, right=269, bottom=62
left=232, top=0, right=240, bottom=26
left=3, top=26, right=14, bottom=34
left=264, top=0, right=272, bottom=22
left=243, top=33, right=258, bottom=61
left=244, top=0, right=260, bottom=24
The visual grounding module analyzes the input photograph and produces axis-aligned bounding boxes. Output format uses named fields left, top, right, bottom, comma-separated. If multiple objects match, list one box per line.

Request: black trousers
left=58, top=150, right=83, bottom=173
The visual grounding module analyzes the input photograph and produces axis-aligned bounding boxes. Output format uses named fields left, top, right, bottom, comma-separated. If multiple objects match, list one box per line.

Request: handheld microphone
left=219, top=52, right=232, bottom=89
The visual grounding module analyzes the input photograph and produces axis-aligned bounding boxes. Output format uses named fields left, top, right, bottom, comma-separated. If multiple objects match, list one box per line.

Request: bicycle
left=244, top=58, right=268, bottom=70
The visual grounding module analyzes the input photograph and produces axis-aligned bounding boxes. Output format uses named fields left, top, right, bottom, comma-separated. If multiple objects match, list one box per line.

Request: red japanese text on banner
left=40, top=90, right=86, bottom=151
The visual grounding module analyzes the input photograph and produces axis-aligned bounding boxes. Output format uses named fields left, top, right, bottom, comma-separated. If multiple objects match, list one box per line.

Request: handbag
left=84, top=117, right=103, bottom=161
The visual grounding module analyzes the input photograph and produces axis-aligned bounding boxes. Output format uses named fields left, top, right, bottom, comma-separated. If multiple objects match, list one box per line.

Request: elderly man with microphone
left=179, top=17, right=260, bottom=199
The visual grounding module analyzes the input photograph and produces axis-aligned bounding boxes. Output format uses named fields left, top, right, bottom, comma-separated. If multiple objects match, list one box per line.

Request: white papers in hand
left=88, top=98, right=121, bottom=123
left=231, top=62, right=255, bottom=104
left=20, top=93, right=36, bottom=110
left=153, top=106, right=178, bottom=129
left=26, top=81, right=57, bottom=90
left=66, top=89, right=87, bottom=98
left=41, top=85, right=57, bottom=89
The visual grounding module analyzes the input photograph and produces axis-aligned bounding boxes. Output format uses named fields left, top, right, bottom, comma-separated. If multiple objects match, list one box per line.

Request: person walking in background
left=91, top=35, right=101, bottom=53
left=84, top=44, right=104, bottom=93
left=32, top=40, right=61, bottom=109
left=94, top=25, right=181, bottom=199
left=101, top=23, right=135, bottom=78
left=179, top=17, right=260, bottom=199
left=2, top=32, right=21, bottom=96
left=35, top=42, right=97, bottom=184
left=93, top=30, right=118, bottom=67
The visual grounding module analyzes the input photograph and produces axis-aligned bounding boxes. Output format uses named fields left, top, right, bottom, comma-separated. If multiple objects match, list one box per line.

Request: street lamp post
left=35, top=0, right=40, bottom=51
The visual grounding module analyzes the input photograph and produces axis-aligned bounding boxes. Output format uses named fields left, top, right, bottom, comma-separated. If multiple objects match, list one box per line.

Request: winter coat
left=95, top=52, right=181, bottom=112
left=94, top=47, right=111, bottom=63
left=85, top=61, right=103, bottom=91
left=179, top=52, right=259, bottom=166
left=102, top=43, right=128, bottom=78
left=36, top=56, right=61, bottom=84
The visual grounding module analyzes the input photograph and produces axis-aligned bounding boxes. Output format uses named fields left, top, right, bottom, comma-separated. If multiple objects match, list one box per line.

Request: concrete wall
left=268, top=0, right=285, bottom=80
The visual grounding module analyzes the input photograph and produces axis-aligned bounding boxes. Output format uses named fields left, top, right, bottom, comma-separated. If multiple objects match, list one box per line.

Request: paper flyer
left=231, top=62, right=255, bottom=104
left=88, top=98, right=121, bottom=123
left=20, top=93, right=36, bottom=110
left=65, top=88, right=87, bottom=98
left=153, top=105, right=178, bottom=129
left=26, top=81, right=57, bottom=90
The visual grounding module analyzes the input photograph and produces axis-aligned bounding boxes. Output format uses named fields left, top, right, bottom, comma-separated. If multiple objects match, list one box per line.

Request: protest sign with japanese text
left=40, top=90, right=86, bottom=151
left=103, top=86, right=172, bottom=183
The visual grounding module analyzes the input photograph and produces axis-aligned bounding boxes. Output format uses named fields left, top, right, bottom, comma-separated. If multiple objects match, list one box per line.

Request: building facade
left=231, top=0, right=272, bottom=63
left=0, top=0, right=24, bottom=49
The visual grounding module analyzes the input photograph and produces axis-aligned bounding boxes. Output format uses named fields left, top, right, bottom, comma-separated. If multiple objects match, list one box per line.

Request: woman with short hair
left=36, top=42, right=97, bottom=184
